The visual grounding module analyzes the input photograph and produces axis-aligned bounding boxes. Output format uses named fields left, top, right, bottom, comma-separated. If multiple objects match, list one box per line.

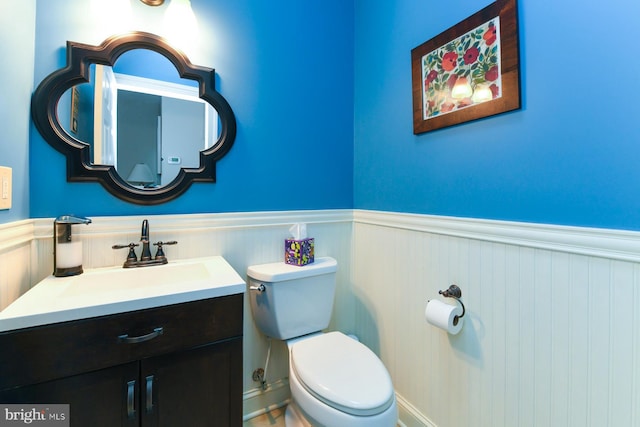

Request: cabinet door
left=140, top=338, right=242, bottom=427
left=0, top=362, right=139, bottom=427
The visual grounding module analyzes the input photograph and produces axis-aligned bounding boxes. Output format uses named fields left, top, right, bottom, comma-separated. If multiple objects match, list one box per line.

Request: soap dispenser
left=53, top=215, right=92, bottom=277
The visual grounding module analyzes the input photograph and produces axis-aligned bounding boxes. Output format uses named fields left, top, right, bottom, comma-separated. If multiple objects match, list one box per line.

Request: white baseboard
left=396, top=392, right=437, bottom=427
left=242, top=379, right=291, bottom=422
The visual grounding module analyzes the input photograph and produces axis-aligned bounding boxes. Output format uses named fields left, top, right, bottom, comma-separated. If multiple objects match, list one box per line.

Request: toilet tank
left=247, top=257, right=337, bottom=340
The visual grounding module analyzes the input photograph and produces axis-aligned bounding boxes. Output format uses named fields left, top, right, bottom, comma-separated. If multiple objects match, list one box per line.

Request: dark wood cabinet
left=0, top=294, right=243, bottom=427
left=1, top=361, right=140, bottom=426
left=141, top=338, right=241, bottom=427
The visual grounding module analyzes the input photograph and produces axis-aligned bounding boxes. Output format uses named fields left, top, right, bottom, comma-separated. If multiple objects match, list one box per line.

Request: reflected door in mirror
left=57, top=51, right=220, bottom=188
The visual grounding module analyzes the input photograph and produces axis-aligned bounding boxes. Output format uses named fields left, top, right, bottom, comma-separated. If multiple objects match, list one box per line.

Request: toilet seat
left=290, top=332, right=394, bottom=416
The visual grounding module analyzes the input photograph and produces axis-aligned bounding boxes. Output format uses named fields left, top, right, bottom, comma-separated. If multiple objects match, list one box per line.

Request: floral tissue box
left=285, top=238, right=314, bottom=266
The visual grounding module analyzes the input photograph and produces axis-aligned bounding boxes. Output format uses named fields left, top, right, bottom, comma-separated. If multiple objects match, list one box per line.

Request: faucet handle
left=153, top=241, right=177, bottom=261
left=112, top=243, right=139, bottom=264
left=112, top=243, right=140, bottom=250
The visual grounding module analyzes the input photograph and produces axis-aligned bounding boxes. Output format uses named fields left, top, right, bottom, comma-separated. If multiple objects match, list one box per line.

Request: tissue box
left=285, top=238, right=315, bottom=266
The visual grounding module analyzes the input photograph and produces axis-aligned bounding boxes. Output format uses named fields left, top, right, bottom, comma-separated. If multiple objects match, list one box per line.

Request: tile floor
left=243, top=406, right=401, bottom=427
left=243, top=406, right=286, bottom=427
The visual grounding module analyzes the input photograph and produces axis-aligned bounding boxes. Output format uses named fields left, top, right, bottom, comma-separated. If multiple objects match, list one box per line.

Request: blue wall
left=10, top=0, right=640, bottom=230
left=0, top=1, right=35, bottom=222
left=354, top=0, right=640, bottom=231
left=28, top=0, right=354, bottom=218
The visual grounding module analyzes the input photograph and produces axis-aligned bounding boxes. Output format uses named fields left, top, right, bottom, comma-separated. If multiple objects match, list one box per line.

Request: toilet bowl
left=247, top=257, right=397, bottom=426
left=286, top=332, right=397, bottom=427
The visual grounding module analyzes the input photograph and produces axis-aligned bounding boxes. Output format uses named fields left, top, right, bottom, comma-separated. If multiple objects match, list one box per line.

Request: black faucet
left=112, top=219, right=178, bottom=268
left=140, top=219, right=152, bottom=261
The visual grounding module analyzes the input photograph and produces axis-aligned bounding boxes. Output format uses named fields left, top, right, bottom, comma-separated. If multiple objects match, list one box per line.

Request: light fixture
left=140, top=0, right=165, bottom=6
left=163, top=0, right=199, bottom=52
left=451, top=77, right=473, bottom=99
left=471, top=84, right=493, bottom=103
left=127, top=163, right=155, bottom=187
left=91, top=0, right=133, bottom=32
left=165, top=0, right=198, bottom=27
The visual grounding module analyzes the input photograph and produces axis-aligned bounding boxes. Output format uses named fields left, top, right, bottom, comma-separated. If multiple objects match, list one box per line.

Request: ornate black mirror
left=32, top=31, right=236, bottom=205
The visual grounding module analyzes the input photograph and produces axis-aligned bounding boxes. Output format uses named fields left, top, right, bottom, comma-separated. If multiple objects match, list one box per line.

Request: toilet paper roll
left=425, top=299, right=464, bottom=335
left=56, top=241, right=83, bottom=268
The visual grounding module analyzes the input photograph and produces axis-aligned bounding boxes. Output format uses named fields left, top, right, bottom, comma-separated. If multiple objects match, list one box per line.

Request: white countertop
left=0, top=256, right=245, bottom=332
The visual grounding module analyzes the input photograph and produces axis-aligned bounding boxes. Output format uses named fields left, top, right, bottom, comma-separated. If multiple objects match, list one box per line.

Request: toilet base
left=285, top=401, right=312, bottom=427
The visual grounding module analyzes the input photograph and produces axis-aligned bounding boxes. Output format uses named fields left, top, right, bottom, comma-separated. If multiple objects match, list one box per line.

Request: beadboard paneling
left=353, top=210, right=640, bottom=427
left=3, top=210, right=640, bottom=425
left=0, top=220, right=34, bottom=311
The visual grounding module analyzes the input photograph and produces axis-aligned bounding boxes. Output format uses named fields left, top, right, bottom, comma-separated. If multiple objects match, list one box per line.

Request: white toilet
left=247, top=257, right=397, bottom=427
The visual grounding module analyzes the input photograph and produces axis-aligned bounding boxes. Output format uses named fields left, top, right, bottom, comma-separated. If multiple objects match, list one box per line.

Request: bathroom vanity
left=0, top=256, right=244, bottom=427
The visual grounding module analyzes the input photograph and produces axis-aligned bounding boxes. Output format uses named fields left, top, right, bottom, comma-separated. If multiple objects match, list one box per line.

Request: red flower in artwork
left=485, top=65, right=499, bottom=81
left=442, top=52, right=457, bottom=71
left=483, top=24, right=497, bottom=46
left=463, top=47, right=479, bottom=65
left=447, top=74, right=459, bottom=90
left=441, top=101, right=455, bottom=112
left=426, top=70, right=438, bottom=83
left=456, top=98, right=472, bottom=108
left=490, top=84, right=499, bottom=98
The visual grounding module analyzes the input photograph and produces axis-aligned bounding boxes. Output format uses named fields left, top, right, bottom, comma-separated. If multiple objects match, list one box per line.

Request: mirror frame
left=32, top=31, right=236, bottom=205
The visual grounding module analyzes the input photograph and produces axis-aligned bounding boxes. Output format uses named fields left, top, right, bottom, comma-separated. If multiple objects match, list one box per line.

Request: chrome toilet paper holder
left=438, top=284, right=466, bottom=319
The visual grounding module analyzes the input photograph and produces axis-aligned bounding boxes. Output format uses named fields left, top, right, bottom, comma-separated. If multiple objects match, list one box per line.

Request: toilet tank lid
left=247, top=257, right=337, bottom=282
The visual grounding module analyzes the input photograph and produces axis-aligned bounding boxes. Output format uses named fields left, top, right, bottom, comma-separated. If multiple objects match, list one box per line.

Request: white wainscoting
left=353, top=210, right=640, bottom=427
left=0, top=220, right=35, bottom=311
left=0, top=210, right=354, bottom=420
left=2, top=210, right=640, bottom=426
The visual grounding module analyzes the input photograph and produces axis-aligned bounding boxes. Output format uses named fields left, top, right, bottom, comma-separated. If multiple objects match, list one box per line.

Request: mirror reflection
left=32, top=31, right=237, bottom=204
left=57, top=49, right=220, bottom=188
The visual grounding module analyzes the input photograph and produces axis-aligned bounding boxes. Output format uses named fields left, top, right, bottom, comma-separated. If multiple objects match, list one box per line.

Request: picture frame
left=411, top=0, right=520, bottom=134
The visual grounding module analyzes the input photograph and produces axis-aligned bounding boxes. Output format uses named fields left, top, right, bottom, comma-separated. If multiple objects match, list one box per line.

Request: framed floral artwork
left=411, top=0, right=520, bottom=134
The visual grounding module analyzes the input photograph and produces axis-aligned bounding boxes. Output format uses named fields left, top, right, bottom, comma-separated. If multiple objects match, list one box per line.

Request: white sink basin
left=0, top=256, right=245, bottom=332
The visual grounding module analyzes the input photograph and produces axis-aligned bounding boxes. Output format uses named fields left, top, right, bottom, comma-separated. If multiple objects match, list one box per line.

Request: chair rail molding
left=353, top=210, right=640, bottom=263
left=0, top=220, right=34, bottom=253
